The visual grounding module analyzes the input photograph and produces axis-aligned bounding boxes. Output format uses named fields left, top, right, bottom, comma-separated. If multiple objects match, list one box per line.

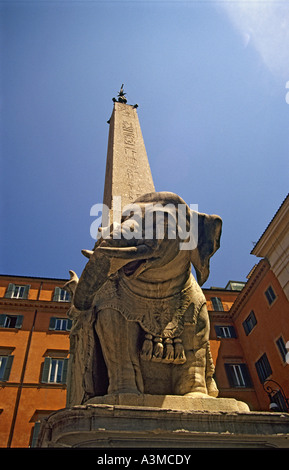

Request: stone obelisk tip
left=103, top=89, right=155, bottom=222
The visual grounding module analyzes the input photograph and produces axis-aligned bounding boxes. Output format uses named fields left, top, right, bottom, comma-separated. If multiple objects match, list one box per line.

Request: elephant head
left=69, top=192, right=222, bottom=311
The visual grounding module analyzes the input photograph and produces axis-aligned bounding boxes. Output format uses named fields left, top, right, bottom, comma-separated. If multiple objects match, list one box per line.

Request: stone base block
left=36, top=394, right=289, bottom=448
left=85, top=393, right=250, bottom=413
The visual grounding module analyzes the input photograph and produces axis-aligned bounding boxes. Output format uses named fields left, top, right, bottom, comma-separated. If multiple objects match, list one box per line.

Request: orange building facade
left=0, top=275, right=70, bottom=447
left=0, top=265, right=288, bottom=447
left=229, top=259, right=289, bottom=411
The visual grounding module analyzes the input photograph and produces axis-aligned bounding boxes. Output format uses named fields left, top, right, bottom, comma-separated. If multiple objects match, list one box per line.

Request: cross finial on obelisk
left=103, top=87, right=155, bottom=224
left=112, top=83, right=127, bottom=104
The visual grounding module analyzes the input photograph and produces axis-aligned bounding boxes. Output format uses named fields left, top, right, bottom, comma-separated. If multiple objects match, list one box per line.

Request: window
left=53, top=287, right=71, bottom=302
left=270, top=390, right=288, bottom=412
left=225, top=281, right=245, bottom=291
left=31, top=422, right=41, bottom=448
left=225, top=363, right=252, bottom=388
left=255, top=353, right=272, bottom=383
left=265, top=285, right=276, bottom=305
left=276, top=336, right=288, bottom=363
left=243, top=311, right=257, bottom=336
left=41, top=357, right=68, bottom=384
left=0, top=355, right=14, bottom=381
left=211, top=297, right=224, bottom=311
left=215, top=325, right=236, bottom=338
left=0, top=314, right=23, bottom=329
left=55, top=318, right=69, bottom=331
left=4, top=283, right=30, bottom=300
left=13, top=286, right=25, bottom=298
left=49, top=317, right=72, bottom=331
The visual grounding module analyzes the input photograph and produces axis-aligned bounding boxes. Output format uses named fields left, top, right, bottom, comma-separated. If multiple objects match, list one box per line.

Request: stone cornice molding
left=229, top=259, right=270, bottom=320
left=251, top=194, right=289, bottom=258
left=0, top=297, right=71, bottom=312
left=208, top=310, right=233, bottom=322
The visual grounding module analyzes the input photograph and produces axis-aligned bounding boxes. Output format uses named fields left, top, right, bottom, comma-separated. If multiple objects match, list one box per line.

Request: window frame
left=0, top=314, right=23, bottom=329
left=53, top=287, right=71, bottom=303
left=49, top=317, right=72, bottom=332
left=255, top=353, right=272, bottom=383
left=30, top=421, right=41, bottom=447
left=243, top=310, right=257, bottom=336
left=276, top=336, right=288, bottom=364
left=41, top=357, right=68, bottom=384
left=0, top=355, right=14, bottom=381
left=264, top=285, right=276, bottom=306
left=225, top=362, right=252, bottom=388
left=210, top=297, right=224, bottom=311
left=270, top=389, right=288, bottom=412
left=215, top=325, right=237, bottom=338
left=4, top=283, right=30, bottom=300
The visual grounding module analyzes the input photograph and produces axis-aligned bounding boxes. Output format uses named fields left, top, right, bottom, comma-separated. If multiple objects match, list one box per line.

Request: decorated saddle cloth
left=93, top=274, right=206, bottom=364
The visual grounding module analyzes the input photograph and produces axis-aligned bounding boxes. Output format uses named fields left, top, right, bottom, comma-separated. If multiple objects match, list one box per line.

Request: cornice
left=0, top=274, right=69, bottom=283
left=251, top=194, right=289, bottom=257
left=0, top=298, right=71, bottom=312
left=229, top=259, right=270, bottom=320
left=208, top=310, right=233, bottom=322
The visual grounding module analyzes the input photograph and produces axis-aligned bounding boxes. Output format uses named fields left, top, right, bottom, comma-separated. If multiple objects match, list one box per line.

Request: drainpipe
left=7, top=282, right=42, bottom=447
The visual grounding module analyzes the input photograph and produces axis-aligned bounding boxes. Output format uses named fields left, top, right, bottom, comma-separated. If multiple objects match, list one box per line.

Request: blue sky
left=1, top=0, right=289, bottom=289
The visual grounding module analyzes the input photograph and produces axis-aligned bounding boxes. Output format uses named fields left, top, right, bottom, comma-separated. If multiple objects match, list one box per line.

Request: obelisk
left=102, top=85, right=155, bottom=224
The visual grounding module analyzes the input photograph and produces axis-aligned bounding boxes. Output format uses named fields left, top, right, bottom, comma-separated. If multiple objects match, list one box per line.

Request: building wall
left=206, top=288, right=260, bottom=411
left=0, top=270, right=288, bottom=447
left=231, top=260, right=289, bottom=412
left=251, top=193, right=289, bottom=301
left=0, top=275, right=70, bottom=447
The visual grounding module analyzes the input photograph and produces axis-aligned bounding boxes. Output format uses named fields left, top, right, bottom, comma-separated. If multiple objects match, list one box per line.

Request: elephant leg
left=172, top=304, right=210, bottom=396
left=95, top=309, right=144, bottom=395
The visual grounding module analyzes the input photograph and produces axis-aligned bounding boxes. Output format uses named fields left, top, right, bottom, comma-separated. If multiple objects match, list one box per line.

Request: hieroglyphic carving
left=122, top=116, right=142, bottom=201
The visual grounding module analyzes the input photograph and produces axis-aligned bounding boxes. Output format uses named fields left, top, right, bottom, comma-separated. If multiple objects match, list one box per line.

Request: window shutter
left=0, top=314, right=6, bottom=327
left=22, top=285, right=30, bottom=300
left=240, top=364, right=252, bottom=387
left=2, top=355, right=14, bottom=381
left=255, top=353, right=272, bottom=383
left=255, top=360, right=263, bottom=383
left=5, top=283, right=15, bottom=298
left=243, top=319, right=250, bottom=336
left=67, top=319, right=72, bottom=331
left=214, top=326, right=222, bottom=338
left=62, top=358, right=69, bottom=383
left=15, top=315, right=24, bottom=329
left=229, top=326, right=237, bottom=338
left=263, top=354, right=272, bottom=376
left=41, top=358, right=51, bottom=383
left=49, top=317, right=56, bottom=330
left=225, top=364, right=235, bottom=387
left=211, top=297, right=224, bottom=311
left=53, top=287, right=61, bottom=302
left=31, top=422, right=41, bottom=447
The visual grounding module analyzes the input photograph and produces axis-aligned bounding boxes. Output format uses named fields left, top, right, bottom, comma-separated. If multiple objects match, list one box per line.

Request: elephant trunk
left=73, top=250, right=111, bottom=311
left=73, top=242, right=154, bottom=311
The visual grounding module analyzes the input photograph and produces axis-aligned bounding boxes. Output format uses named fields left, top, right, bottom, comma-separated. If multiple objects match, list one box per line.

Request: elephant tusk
left=81, top=249, right=94, bottom=259
left=97, top=244, right=152, bottom=259
left=63, top=270, right=79, bottom=296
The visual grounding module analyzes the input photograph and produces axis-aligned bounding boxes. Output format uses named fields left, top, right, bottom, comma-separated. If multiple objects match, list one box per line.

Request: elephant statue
left=64, top=192, right=222, bottom=406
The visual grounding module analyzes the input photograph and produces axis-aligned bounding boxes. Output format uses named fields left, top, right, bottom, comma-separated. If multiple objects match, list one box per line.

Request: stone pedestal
left=36, top=394, right=289, bottom=448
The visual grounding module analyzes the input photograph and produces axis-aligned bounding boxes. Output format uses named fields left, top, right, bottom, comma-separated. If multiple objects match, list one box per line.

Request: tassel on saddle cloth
left=140, top=334, right=186, bottom=364
left=94, top=276, right=206, bottom=365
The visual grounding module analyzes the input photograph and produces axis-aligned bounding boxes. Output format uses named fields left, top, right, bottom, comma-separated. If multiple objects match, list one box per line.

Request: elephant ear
left=190, top=213, right=222, bottom=286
